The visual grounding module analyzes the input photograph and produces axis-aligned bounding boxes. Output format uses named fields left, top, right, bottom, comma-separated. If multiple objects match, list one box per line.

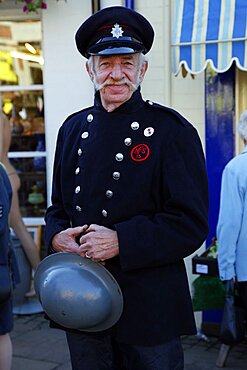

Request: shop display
left=0, top=20, right=46, bottom=221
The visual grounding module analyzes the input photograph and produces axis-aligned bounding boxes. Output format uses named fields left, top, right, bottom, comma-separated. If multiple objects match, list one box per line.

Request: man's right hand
left=51, top=225, right=88, bottom=254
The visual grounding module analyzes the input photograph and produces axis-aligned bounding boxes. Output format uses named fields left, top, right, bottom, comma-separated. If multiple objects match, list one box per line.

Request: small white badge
left=111, top=24, right=124, bottom=39
left=144, top=127, right=154, bottom=137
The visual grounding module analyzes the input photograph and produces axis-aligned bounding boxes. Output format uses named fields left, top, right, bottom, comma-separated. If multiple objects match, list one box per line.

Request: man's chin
left=101, top=91, right=134, bottom=106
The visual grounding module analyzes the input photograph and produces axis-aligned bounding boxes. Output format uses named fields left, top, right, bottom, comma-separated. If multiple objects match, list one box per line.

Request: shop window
left=0, top=19, right=46, bottom=223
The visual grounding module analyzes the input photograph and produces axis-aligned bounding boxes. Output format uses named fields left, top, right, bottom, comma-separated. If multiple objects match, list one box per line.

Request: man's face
left=87, top=53, right=147, bottom=110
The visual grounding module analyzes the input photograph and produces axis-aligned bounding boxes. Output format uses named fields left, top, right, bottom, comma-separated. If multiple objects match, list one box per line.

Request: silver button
left=81, top=131, right=89, bottom=139
left=124, top=137, right=132, bottom=146
left=76, top=205, right=82, bottom=212
left=102, top=209, right=108, bottom=217
left=75, top=167, right=80, bottom=175
left=87, top=114, right=93, bottom=122
left=115, top=153, right=124, bottom=162
left=148, top=100, right=153, bottom=105
left=113, top=172, right=120, bottom=180
left=131, top=121, right=139, bottom=130
left=78, top=148, right=82, bottom=156
left=75, top=186, right=80, bottom=194
left=106, top=190, right=113, bottom=198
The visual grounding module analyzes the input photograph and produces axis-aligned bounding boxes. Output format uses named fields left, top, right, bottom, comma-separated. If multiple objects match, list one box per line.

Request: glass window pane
left=10, top=132, right=46, bottom=152
left=0, top=18, right=46, bottom=220
left=1, top=89, right=45, bottom=152
left=10, top=157, right=47, bottom=218
left=0, top=20, right=43, bottom=86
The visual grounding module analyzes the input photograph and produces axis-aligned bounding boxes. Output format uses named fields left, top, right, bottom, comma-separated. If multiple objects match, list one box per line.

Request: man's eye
left=124, top=62, right=135, bottom=67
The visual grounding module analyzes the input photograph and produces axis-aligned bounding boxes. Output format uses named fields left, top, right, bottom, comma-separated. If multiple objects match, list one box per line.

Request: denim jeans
left=66, top=331, right=184, bottom=370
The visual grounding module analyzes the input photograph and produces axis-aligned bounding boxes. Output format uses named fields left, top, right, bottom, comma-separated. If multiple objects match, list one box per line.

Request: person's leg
left=9, top=186, right=40, bottom=270
left=0, top=334, right=12, bottom=370
left=9, top=181, right=40, bottom=296
left=118, top=337, right=184, bottom=370
left=238, top=282, right=247, bottom=311
left=66, top=331, right=116, bottom=370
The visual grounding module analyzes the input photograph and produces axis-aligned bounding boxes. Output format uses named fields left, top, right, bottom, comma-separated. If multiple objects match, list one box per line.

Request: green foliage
left=192, top=276, right=226, bottom=311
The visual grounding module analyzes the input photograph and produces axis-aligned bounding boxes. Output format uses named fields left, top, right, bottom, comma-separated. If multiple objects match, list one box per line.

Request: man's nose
left=110, top=64, right=124, bottom=80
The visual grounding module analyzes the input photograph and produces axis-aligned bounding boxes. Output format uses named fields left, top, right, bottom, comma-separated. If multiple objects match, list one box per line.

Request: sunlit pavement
left=10, top=314, right=247, bottom=370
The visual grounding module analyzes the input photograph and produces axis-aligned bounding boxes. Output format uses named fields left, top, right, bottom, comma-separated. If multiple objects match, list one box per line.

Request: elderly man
left=45, top=6, right=209, bottom=370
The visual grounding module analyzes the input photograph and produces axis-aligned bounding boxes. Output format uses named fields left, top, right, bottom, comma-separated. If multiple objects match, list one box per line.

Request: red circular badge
left=130, top=144, right=150, bottom=162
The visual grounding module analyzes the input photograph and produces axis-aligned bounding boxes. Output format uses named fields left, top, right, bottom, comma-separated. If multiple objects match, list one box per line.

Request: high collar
left=94, top=88, right=145, bottom=114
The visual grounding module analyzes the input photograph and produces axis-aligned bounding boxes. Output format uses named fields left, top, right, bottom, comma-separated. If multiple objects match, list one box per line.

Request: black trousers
left=66, top=331, right=184, bottom=370
left=238, top=281, right=247, bottom=311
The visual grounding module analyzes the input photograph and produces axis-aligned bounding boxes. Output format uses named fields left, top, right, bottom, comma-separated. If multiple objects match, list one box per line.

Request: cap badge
left=111, top=24, right=124, bottom=39
left=130, top=144, right=150, bottom=162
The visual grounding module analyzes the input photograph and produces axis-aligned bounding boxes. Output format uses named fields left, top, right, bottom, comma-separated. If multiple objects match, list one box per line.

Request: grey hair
left=87, top=56, right=95, bottom=74
left=238, top=110, right=247, bottom=140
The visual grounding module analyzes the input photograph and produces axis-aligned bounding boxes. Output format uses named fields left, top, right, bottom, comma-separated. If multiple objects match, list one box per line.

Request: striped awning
left=172, top=0, right=247, bottom=75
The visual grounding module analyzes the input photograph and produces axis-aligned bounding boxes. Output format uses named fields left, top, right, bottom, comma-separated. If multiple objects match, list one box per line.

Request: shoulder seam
left=64, top=106, right=93, bottom=123
left=145, top=100, right=191, bottom=127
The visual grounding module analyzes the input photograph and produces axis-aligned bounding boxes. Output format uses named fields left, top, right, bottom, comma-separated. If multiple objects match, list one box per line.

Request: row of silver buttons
left=74, top=110, right=156, bottom=216
left=74, top=114, right=93, bottom=212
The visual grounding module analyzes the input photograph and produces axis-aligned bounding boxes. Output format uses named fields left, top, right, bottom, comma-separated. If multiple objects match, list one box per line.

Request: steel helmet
left=34, top=252, right=123, bottom=332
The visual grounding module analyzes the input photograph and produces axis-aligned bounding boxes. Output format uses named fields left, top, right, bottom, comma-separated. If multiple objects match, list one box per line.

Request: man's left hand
left=78, top=224, right=119, bottom=262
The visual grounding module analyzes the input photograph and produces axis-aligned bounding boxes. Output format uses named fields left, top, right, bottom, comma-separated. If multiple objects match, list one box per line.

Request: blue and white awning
left=172, top=0, right=247, bottom=75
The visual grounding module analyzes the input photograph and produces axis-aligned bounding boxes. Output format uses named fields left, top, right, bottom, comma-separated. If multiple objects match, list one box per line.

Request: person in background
left=217, top=110, right=247, bottom=311
left=0, top=113, right=40, bottom=296
left=45, top=6, right=209, bottom=370
left=0, top=161, right=19, bottom=370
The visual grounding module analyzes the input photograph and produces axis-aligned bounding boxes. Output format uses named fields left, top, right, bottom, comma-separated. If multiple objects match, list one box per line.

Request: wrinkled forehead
left=94, top=53, right=141, bottom=62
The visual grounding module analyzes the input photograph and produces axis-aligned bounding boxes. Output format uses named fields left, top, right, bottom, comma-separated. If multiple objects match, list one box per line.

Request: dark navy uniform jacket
left=45, top=89, right=209, bottom=345
left=0, top=164, right=20, bottom=335
left=0, top=165, right=20, bottom=283
left=0, top=164, right=12, bottom=266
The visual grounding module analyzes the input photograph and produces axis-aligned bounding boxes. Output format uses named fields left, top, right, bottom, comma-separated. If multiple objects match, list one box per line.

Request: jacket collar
left=94, top=87, right=144, bottom=114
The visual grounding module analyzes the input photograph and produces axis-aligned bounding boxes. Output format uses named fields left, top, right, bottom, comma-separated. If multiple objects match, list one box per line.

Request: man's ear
left=86, top=62, right=94, bottom=81
left=140, top=61, right=148, bottom=81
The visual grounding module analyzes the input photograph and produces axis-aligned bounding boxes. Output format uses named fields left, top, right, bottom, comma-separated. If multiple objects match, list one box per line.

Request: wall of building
left=135, top=1, right=205, bottom=146
left=171, top=71, right=206, bottom=327
left=135, top=0, right=170, bottom=105
left=42, top=0, right=94, bottom=203
left=171, top=71, right=206, bottom=149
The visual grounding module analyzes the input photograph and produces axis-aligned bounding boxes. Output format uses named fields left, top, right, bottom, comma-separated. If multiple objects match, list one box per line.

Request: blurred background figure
left=0, top=113, right=40, bottom=296
left=0, top=160, right=20, bottom=370
left=217, top=110, right=247, bottom=311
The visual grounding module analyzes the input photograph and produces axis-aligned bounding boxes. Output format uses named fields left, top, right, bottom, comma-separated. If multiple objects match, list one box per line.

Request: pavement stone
left=10, top=313, right=247, bottom=370
left=11, top=314, right=71, bottom=370
left=183, top=335, right=247, bottom=370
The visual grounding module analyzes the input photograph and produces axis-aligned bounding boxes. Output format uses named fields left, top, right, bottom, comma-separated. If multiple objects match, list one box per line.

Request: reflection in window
left=10, top=157, right=47, bottom=217
left=2, top=90, right=45, bottom=149
left=0, top=19, right=46, bottom=220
